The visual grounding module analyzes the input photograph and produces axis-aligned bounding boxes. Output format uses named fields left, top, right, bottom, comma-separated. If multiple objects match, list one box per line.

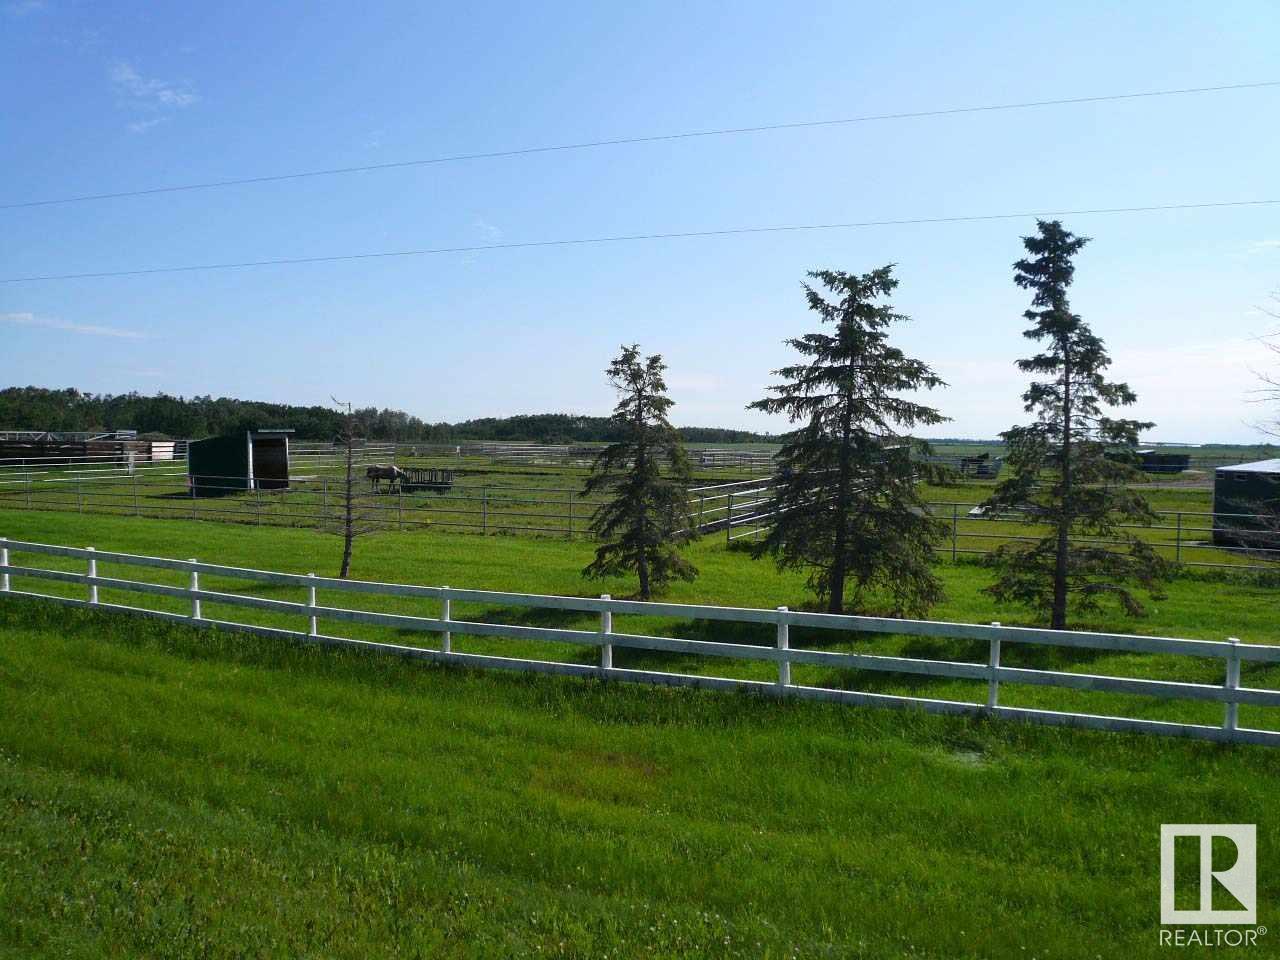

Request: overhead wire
left=4, top=198, right=1276, bottom=283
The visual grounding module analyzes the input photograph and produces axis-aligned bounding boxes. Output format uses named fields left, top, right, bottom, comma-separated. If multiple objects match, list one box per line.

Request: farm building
left=1213, top=459, right=1280, bottom=547
left=188, top=429, right=293, bottom=497
left=1136, top=449, right=1191, bottom=474
left=1104, top=448, right=1191, bottom=474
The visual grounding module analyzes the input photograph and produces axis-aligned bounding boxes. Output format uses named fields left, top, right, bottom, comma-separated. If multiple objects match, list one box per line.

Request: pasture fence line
left=0, top=439, right=394, bottom=485
left=395, top=442, right=780, bottom=472
left=2, top=469, right=1278, bottom=570
left=722, top=491, right=1280, bottom=571
left=1, top=537, right=1278, bottom=747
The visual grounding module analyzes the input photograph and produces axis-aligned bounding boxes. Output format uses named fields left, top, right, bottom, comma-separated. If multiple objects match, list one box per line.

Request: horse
left=366, top=464, right=406, bottom=493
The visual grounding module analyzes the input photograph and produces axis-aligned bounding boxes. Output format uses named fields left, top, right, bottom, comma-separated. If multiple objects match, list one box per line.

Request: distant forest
left=0, top=387, right=780, bottom=444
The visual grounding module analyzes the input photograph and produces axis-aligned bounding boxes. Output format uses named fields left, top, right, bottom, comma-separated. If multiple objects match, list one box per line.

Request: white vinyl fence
left=2, top=537, right=1279, bottom=747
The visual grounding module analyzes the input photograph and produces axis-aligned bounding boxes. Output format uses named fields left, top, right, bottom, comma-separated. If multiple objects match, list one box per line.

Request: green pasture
left=0, top=456, right=763, bottom=538
left=4, top=458, right=1273, bottom=571
left=2, top=508, right=1278, bottom=734
left=2, top=507, right=1280, bottom=956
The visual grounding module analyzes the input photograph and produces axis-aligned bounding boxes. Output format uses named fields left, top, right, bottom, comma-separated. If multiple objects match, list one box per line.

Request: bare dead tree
left=328, top=398, right=377, bottom=579
left=1222, top=287, right=1280, bottom=560
left=1250, top=287, right=1280, bottom=438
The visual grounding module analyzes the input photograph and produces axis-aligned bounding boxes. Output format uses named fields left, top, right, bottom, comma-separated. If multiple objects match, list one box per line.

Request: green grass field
left=3, top=457, right=1270, bottom=571
left=3, top=509, right=1280, bottom=957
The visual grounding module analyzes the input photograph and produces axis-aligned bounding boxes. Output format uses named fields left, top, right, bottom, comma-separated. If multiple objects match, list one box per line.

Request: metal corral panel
left=1213, top=461, right=1280, bottom=547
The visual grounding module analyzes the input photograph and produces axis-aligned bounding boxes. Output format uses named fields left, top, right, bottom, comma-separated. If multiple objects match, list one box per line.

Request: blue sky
left=2, top=1, right=1278, bottom=441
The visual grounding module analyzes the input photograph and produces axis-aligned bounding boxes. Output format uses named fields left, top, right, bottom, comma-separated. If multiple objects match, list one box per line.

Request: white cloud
left=4, top=0, right=47, bottom=16
left=1116, top=338, right=1270, bottom=440
left=111, top=61, right=197, bottom=107
left=473, top=218, right=504, bottom=242
left=1248, top=239, right=1280, bottom=254
left=110, top=61, right=197, bottom=131
left=2, top=311, right=147, bottom=340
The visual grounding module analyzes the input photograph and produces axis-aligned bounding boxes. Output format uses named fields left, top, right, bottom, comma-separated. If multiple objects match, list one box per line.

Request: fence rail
left=2, top=537, right=1277, bottom=747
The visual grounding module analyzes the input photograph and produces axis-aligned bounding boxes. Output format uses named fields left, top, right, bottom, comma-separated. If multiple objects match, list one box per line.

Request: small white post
left=776, top=606, right=790, bottom=691
left=600, top=594, right=613, bottom=671
left=1225, top=637, right=1241, bottom=733
left=987, top=622, right=1002, bottom=710
left=189, top=559, right=201, bottom=620
left=86, top=546, right=98, bottom=604
left=441, top=586, right=452, bottom=653
left=0, top=538, right=9, bottom=593
left=307, top=573, right=318, bottom=636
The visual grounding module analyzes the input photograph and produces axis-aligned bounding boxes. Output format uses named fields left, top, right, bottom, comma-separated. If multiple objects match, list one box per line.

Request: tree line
left=0, top=388, right=776, bottom=445
left=584, top=220, right=1171, bottom=629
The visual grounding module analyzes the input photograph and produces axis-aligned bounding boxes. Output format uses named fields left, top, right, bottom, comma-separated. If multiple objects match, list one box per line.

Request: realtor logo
left=1161, top=824, right=1256, bottom=925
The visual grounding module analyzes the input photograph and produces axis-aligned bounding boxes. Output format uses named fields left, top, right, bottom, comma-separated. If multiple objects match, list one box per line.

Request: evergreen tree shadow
left=894, top=635, right=1113, bottom=671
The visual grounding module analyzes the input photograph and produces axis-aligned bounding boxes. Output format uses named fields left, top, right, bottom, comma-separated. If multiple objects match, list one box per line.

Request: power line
left=3, top=80, right=1277, bottom=211
left=3, top=198, right=1275, bottom=284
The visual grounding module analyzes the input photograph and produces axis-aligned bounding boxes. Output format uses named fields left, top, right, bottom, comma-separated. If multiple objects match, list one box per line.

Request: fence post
left=25, top=477, right=32, bottom=510
left=726, top=492, right=734, bottom=544
left=255, top=486, right=262, bottom=526
left=776, top=606, right=790, bottom=691
left=307, top=573, right=318, bottom=636
left=482, top=486, right=488, bottom=534
left=1224, top=637, right=1241, bottom=733
left=952, top=503, right=959, bottom=562
left=86, top=546, right=98, bottom=604
left=440, top=586, right=451, bottom=653
left=323, top=477, right=329, bottom=514
left=600, top=594, right=612, bottom=671
left=77, top=477, right=84, bottom=514
left=987, top=622, right=1002, bottom=710
left=1175, top=512, right=1182, bottom=564
left=567, top=495, right=574, bottom=539
left=189, top=559, right=201, bottom=620
left=0, top=538, right=8, bottom=593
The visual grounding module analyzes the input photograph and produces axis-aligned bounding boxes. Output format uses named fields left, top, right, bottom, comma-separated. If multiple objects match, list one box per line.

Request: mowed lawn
left=2, top=509, right=1280, bottom=957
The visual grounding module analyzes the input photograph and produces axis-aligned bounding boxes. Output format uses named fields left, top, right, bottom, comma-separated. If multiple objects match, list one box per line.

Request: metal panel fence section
left=722, top=489, right=1280, bottom=572
left=0, top=444, right=192, bottom=482
left=286, top=441, right=397, bottom=471
left=396, top=442, right=780, bottom=472
left=2, top=468, right=1280, bottom=570
left=2, top=536, right=1278, bottom=747
left=0, top=470, right=615, bottom=534
left=0, top=440, right=395, bottom=482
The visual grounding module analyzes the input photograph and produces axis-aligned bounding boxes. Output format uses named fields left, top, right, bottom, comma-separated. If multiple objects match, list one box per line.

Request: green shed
left=188, top=429, right=293, bottom=497
left=1213, top=459, right=1280, bottom=547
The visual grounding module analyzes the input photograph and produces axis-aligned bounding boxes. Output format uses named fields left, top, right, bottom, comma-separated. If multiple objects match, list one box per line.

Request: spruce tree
left=983, top=220, right=1171, bottom=628
left=581, top=345, right=697, bottom=599
left=750, top=266, right=949, bottom=616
